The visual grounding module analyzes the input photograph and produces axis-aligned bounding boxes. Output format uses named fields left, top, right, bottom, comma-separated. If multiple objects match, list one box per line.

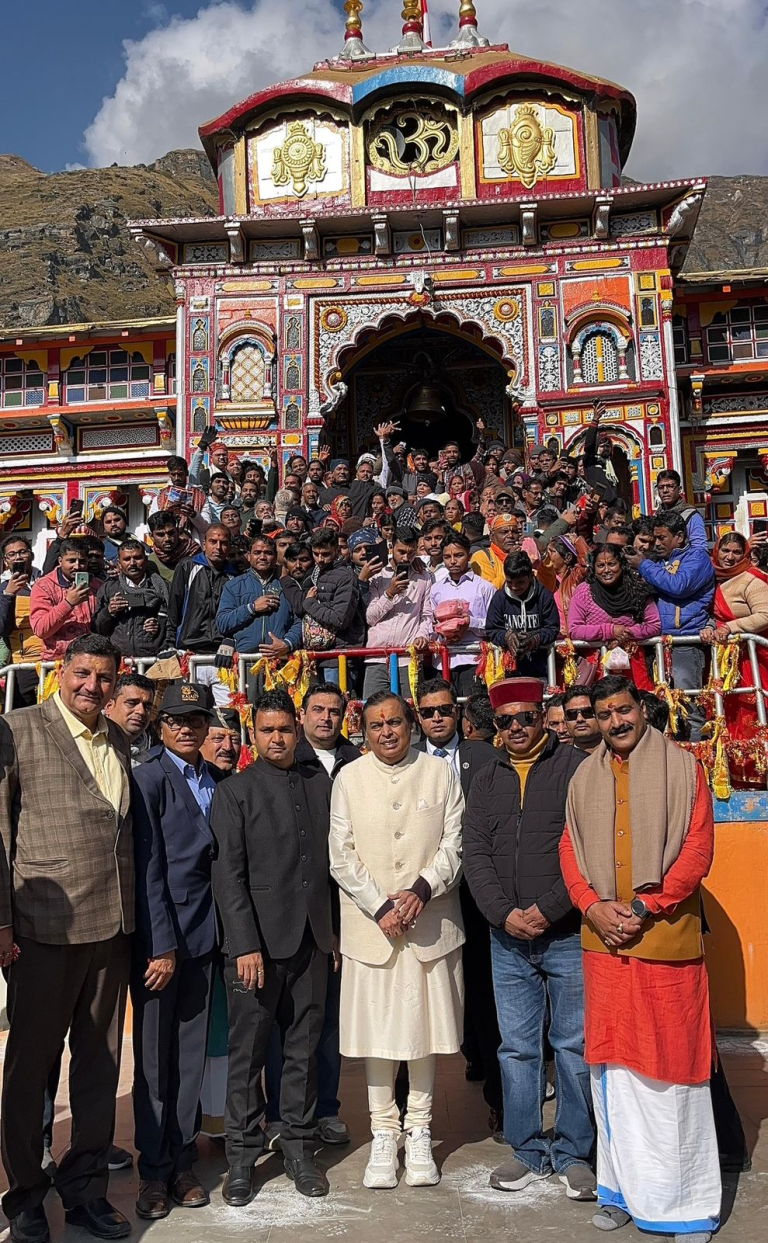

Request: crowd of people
left=4, top=403, right=768, bottom=753
left=0, top=405, right=760, bottom=1243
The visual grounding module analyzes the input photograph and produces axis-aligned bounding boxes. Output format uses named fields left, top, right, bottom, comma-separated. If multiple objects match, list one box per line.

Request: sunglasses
left=495, top=710, right=539, bottom=730
left=564, top=707, right=596, bottom=722
left=162, top=713, right=208, bottom=731
left=420, top=704, right=457, bottom=719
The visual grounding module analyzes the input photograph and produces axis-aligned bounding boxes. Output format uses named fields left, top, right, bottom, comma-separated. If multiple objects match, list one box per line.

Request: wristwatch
left=630, top=898, right=651, bottom=920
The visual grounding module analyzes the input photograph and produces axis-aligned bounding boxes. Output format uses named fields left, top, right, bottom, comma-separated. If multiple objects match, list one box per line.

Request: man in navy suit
left=130, top=682, right=224, bottom=1221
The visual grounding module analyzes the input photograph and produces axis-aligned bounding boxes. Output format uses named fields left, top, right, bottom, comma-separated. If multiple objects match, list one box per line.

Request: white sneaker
left=363, top=1130, right=399, bottom=1189
left=404, top=1127, right=440, bottom=1187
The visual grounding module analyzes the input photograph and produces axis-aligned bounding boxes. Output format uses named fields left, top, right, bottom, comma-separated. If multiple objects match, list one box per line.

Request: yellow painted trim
left=220, top=280, right=273, bottom=293
left=234, top=134, right=248, bottom=215
left=699, top=299, right=737, bottom=329
left=434, top=269, right=482, bottom=283
left=498, top=264, right=553, bottom=276
left=129, top=341, right=155, bottom=366
left=584, top=108, right=601, bottom=189
left=354, top=275, right=407, bottom=287
left=350, top=125, right=366, bottom=208
left=548, top=221, right=582, bottom=240
left=458, top=112, right=476, bottom=200
left=571, top=258, right=626, bottom=271
left=60, top=345, right=94, bottom=371
left=166, top=339, right=176, bottom=358
left=12, top=348, right=48, bottom=369
left=293, top=278, right=338, bottom=290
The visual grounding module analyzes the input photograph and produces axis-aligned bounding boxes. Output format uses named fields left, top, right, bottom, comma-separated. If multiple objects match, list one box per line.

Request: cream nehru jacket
left=329, top=748, right=466, bottom=967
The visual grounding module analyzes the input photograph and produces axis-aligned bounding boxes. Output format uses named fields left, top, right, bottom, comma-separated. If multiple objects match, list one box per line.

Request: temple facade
left=2, top=3, right=768, bottom=548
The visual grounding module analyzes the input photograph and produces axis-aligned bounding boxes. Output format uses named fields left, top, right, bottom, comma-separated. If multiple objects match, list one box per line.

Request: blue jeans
left=491, top=928, right=594, bottom=1174
left=265, top=958, right=341, bottom=1123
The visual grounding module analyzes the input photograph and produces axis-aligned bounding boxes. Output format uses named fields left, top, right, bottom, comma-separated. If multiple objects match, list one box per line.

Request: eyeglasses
left=420, top=704, right=457, bottom=719
left=161, top=713, right=208, bottom=731
left=564, top=707, right=596, bottom=722
left=495, top=710, right=539, bottom=730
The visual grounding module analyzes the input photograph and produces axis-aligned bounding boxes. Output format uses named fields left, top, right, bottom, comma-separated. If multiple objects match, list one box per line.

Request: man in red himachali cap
left=462, top=679, right=597, bottom=1202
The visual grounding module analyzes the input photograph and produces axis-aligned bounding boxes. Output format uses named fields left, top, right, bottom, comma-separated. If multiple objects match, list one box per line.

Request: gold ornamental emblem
left=181, top=685, right=199, bottom=702
left=368, top=104, right=459, bottom=177
left=497, top=104, right=557, bottom=189
left=272, top=121, right=327, bottom=197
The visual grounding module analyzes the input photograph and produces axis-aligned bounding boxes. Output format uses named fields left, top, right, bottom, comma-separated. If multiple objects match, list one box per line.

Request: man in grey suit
left=0, top=634, right=133, bottom=1243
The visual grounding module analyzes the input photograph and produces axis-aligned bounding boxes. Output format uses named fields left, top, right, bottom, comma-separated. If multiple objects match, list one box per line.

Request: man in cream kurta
left=329, top=691, right=464, bottom=1191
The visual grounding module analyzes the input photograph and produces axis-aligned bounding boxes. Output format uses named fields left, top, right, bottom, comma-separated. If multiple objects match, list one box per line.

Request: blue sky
left=2, top=2, right=768, bottom=179
left=0, top=1, right=209, bottom=170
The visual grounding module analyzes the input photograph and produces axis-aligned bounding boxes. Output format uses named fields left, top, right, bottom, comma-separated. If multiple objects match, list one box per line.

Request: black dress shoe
left=9, top=1207, right=50, bottom=1243
left=221, top=1166, right=256, bottom=1207
left=284, top=1157, right=329, bottom=1197
left=64, top=1199, right=130, bottom=1239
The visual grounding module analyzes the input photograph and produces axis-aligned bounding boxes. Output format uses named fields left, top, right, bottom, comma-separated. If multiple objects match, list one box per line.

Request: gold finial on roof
left=398, top=0, right=425, bottom=51
left=337, top=0, right=372, bottom=61
left=452, top=0, right=490, bottom=47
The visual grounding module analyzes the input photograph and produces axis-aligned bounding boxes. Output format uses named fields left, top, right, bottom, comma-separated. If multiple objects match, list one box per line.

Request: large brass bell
left=407, top=382, right=446, bottom=424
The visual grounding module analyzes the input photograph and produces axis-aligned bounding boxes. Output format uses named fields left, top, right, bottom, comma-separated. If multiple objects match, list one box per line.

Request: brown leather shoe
left=135, top=1180, right=170, bottom=1220
left=171, top=1170, right=209, bottom=1208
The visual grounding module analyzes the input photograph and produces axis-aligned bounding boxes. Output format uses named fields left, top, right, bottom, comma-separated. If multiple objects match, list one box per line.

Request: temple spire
left=337, top=0, right=372, bottom=61
left=397, top=0, right=426, bottom=53
left=451, top=0, right=490, bottom=47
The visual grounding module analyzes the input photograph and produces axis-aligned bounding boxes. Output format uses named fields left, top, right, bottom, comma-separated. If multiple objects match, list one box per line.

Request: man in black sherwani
left=210, top=688, right=333, bottom=1205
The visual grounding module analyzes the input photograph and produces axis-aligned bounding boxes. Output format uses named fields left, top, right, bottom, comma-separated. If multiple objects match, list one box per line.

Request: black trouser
left=131, top=952, right=213, bottom=1182
left=224, top=927, right=327, bottom=1166
left=1, top=933, right=129, bottom=1220
left=460, top=885, right=503, bottom=1115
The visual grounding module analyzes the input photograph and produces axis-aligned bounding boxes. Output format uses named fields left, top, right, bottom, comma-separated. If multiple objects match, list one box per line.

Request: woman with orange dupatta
left=701, top=531, right=768, bottom=785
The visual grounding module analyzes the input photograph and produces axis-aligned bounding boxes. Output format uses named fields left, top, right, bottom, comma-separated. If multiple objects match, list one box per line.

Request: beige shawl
left=566, top=725, right=698, bottom=899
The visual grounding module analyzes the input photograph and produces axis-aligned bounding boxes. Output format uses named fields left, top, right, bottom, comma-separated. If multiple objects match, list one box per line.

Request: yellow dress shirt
left=53, top=691, right=126, bottom=812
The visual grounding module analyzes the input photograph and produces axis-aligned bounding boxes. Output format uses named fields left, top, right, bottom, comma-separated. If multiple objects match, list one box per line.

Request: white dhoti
left=339, top=941, right=464, bottom=1061
left=591, top=1063, right=721, bottom=1235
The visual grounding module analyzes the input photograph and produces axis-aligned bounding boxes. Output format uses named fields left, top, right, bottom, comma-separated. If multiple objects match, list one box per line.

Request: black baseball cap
left=160, top=682, right=215, bottom=718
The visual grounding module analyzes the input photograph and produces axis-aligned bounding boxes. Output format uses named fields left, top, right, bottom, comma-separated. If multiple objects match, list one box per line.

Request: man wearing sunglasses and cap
left=463, top=678, right=596, bottom=1203
left=130, top=682, right=224, bottom=1221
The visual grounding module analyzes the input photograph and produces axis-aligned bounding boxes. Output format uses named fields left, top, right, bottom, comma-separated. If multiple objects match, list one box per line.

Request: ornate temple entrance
left=328, top=321, right=516, bottom=459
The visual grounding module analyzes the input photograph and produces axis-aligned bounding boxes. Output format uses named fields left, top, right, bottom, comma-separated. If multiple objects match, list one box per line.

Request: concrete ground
left=1, top=1034, right=766, bottom=1243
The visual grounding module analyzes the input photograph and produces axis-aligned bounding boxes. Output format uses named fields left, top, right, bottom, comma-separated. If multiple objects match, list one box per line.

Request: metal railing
left=2, top=634, right=768, bottom=723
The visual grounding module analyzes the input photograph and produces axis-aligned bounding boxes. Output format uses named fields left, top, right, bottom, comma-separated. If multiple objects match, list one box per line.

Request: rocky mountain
left=0, top=150, right=218, bottom=329
left=0, top=152, right=764, bottom=329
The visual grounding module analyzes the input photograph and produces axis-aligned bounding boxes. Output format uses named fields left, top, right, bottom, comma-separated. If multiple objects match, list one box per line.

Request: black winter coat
left=462, top=731, right=587, bottom=934
left=301, top=560, right=365, bottom=647
left=167, top=555, right=233, bottom=653
left=92, top=572, right=169, bottom=656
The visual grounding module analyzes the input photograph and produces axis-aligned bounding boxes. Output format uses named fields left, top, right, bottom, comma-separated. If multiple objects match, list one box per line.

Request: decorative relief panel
left=481, top=101, right=578, bottom=187
left=249, top=117, right=347, bottom=203
left=250, top=240, right=302, bottom=261
left=462, top=226, right=520, bottom=249
left=81, top=424, right=159, bottom=450
left=367, top=103, right=459, bottom=177
left=610, top=212, right=658, bottom=237
left=182, top=242, right=228, bottom=265
left=538, top=345, right=562, bottom=392
left=639, top=332, right=664, bottom=381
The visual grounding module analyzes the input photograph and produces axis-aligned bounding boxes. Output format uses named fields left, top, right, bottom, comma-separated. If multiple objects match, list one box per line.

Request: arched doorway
left=327, top=320, right=517, bottom=459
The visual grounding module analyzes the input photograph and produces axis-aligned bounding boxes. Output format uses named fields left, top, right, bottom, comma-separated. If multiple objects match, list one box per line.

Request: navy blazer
left=131, top=745, right=225, bottom=960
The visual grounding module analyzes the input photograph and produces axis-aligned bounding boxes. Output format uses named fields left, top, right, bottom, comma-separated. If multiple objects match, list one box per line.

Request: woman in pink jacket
left=567, top=544, right=661, bottom=689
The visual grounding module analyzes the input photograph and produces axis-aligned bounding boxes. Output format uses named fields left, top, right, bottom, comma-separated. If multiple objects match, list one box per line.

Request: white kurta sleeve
left=419, top=765, right=465, bottom=899
left=329, top=770, right=389, bottom=918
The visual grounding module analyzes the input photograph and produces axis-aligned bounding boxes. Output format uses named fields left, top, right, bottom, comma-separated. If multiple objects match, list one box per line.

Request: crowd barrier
left=2, top=634, right=768, bottom=722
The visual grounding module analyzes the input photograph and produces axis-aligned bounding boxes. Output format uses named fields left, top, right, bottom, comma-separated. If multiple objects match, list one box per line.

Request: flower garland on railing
left=476, top=641, right=514, bottom=688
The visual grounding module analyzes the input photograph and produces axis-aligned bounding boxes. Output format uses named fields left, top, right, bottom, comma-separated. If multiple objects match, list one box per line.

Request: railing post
left=338, top=655, right=349, bottom=737
left=4, top=667, right=16, bottom=713
left=711, top=644, right=725, bottom=720
left=547, top=644, right=557, bottom=688
left=440, top=644, right=451, bottom=681
left=389, top=652, right=399, bottom=694
left=746, top=637, right=768, bottom=726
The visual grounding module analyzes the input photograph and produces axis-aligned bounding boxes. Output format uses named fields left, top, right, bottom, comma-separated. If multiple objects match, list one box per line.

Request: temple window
left=0, top=356, right=45, bottom=408
left=65, top=349, right=151, bottom=403
left=706, top=303, right=768, bottom=363
left=167, top=352, right=176, bottom=395
left=673, top=315, right=689, bottom=365
left=230, top=342, right=266, bottom=404
left=580, top=330, right=619, bottom=384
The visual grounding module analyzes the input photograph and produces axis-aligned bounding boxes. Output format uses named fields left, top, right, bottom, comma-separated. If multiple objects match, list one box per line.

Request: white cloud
left=83, top=0, right=768, bottom=181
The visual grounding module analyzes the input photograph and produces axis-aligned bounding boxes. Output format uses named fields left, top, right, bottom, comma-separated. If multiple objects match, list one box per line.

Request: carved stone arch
left=314, top=293, right=528, bottom=417
left=565, top=303, right=632, bottom=347
left=565, top=421, right=647, bottom=512
left=217, top=325, right=276, bottom=404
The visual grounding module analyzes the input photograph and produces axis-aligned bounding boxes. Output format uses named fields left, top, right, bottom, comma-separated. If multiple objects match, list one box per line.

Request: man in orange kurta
left=560, top=675, right=721, bottom=1242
